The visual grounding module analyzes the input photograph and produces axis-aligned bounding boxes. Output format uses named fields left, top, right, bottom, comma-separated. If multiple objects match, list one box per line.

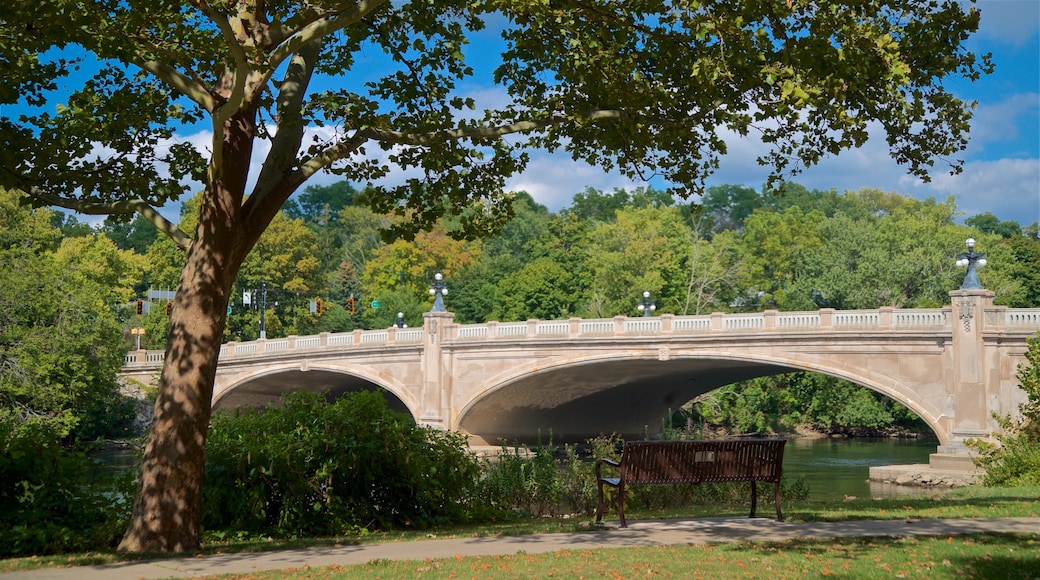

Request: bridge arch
left=454, top=350, right=946, bottom=445
left=213, top=362, right=420, bottom=420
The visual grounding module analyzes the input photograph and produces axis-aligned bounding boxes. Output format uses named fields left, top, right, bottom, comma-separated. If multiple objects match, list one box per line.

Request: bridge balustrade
left=1003, top=309, right=1040, bottom=328
left=536, top=321, right=571, bottom=336
left=723, top=313, right=765, bottom=331
left=672, top=317, right=712, bottom=332
left=892, top=310, right=947, bottom=328
left=579, top=319, right=616, bottom=335
left=832, top=311, right=879, bottom=327
left=456, top=325, right=488, bottom=339
left=327, top=332, right=355, bottom=347
left=776, top=313, right=820, bottom=329
left=623, top=318, right=660, bottom=335
left=397, top=329, right=425, bottom=342
left=122, top=306, right=1040, bottom=366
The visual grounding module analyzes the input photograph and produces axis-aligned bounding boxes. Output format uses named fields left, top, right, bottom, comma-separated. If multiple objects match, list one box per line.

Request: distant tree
left=565, top=187, right=631, bottom=223
left=1002, top=234, right=1040, bottom=309
left=0, top=196, right=134, bottom=441
left=101, top=213, right=160, bottom=254
left=700, top=184, right=765, bottom=232
left=584, top=206, right=691, bottom=317
left=680, top=216, right=742, bottom=315
left=492, top=257, right=583, bottom=321
left=735, top=206, right=824, bottom=309
left=768, top=183, right=847, bottom=218
left=49, top=212, right=93, bottom=238
left=965, top=212, right=1022, bottom=239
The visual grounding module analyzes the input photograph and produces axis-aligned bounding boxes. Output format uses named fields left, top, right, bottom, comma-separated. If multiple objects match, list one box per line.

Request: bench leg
left=595, top=481, right=605, bottom=524
left=748, top=480, right=758, bottom=518
left=618, top=484, right=627, bottom=528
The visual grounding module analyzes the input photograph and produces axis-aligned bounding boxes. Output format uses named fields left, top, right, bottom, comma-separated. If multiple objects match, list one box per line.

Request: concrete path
left=4, top=517, right=1038, bottom=580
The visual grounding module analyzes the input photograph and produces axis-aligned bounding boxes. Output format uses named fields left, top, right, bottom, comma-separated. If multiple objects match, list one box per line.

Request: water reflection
left=783, top=438, right=942, bottom=500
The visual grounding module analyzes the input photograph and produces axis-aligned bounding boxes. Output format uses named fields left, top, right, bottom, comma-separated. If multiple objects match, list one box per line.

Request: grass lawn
left=2, top=484, right=1038, bottom=575
left=215, top=534, right=1040, bottom=579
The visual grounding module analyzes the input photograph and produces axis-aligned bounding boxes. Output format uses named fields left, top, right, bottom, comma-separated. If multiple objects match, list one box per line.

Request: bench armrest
left=595, top=458, right=620, bottom=480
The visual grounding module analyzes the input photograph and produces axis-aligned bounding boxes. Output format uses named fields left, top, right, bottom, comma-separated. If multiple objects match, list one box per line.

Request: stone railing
left=122, top=306, right=1040, bottom=365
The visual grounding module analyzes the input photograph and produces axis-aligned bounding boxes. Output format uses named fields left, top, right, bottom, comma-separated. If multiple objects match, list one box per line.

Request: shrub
left=0, top=416, right=131, bottom=557
left=201, top=390, right=487, bottom=536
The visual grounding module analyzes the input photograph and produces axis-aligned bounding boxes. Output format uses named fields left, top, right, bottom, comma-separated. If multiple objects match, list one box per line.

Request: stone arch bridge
left=121, top=289, right=1039, bottom=469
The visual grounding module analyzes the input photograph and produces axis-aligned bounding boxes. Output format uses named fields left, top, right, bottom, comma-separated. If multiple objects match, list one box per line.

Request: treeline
left=85, top=182, right=1040, bottom=346
left=6, top=182, right=1040, bottom=439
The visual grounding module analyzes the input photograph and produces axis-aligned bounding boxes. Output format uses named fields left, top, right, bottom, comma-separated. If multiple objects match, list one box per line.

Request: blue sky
left=492, top=0, right=1039, bottom=225
left=296, top=0, right=1038, bottom=225
left=12, top=1, right=1039, bottom=227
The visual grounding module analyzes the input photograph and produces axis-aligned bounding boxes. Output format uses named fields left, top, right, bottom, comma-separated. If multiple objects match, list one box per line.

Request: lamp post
left=637, top=290, right=656, bottom=317
left=259, top=279, right=267, bottom=339
left=394, top=312, right=407, bottom=328
left=429, top=272, right=448, bottom=312
left=955, top=238, right=987, bottom=290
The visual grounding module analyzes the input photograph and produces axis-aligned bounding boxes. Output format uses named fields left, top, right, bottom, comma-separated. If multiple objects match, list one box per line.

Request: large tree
left=0, top=0, right=990, bottom=552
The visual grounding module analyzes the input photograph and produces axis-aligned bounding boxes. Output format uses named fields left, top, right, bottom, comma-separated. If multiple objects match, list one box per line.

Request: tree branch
left=365, top=110, right=624, bottom=145
left=269, top=0, right=389, bottom=69
left=136, top=59, right=218, bottom=113
left=21, top=186, right=192, bottom=250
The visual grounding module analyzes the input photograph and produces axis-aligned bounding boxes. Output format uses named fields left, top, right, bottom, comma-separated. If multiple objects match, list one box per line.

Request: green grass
left=213, top=534, right=1040, bottom=579
left=1, top=485, right=1037, bottom=573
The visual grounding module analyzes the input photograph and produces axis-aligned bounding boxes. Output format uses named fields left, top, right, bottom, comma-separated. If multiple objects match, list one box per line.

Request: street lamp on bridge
left=394, top=312, right=408, bottom=328
left=637, top=291, right=656, bottom=317
left=429, top=272, right=448, bottom=312
left=955, top=238, right=987, bottom=290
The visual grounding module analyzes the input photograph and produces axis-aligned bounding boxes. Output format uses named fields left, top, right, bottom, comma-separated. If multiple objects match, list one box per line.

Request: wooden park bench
left=595, top=439, right=786, bottom=527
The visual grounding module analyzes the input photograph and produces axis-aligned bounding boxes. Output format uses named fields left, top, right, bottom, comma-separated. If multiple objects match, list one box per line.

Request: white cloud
left=975, top=0, right=1040, bottom=46
left=919, top=157, right=1040, bottom=221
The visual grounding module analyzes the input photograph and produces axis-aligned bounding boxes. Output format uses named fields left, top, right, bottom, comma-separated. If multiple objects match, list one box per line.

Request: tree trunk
left=118, top=125, right=255, bottom=550
left=117, top=100, right=282, bottom=552
left=117, top=226, right=238, bottom=552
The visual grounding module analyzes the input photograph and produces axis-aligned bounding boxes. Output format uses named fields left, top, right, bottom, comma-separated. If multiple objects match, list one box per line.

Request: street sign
left=371, top=300, right=382, bottom=308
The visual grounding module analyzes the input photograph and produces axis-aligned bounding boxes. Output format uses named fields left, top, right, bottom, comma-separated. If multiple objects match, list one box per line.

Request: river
left=783, top=437, right=940, bottom=500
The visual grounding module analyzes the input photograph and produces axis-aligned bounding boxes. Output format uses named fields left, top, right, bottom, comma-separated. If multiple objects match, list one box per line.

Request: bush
left=201, top=390, right=488, bottom=537
left=0, top=416, right=131, bottom=557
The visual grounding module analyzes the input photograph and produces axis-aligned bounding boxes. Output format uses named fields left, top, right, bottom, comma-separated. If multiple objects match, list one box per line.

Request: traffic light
left=347, top=296, right=355, bottom=314
left=316, top=298, right=324, bottom=316
left=166, top=302, right=173, bottom=317
left=135, top=299, right=144, bottom=315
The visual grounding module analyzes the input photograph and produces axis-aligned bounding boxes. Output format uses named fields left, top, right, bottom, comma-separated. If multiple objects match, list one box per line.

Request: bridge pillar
left=936, top=288, right=997, bottom=469
left=419, top=310, right=455, bottom=429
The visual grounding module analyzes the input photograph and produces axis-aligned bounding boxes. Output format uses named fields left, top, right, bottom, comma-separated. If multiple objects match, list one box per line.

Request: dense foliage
left=0, top=419, right=131, bottom=557
left=0, top=188, right=140, bottom=441
left=202, top=391, right=487, bottom=535
left=969, top=335, right=1040, bottom=486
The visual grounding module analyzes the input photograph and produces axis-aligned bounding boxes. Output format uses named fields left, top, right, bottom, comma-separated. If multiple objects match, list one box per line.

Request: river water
left=783, top=437, right=939, bottom=500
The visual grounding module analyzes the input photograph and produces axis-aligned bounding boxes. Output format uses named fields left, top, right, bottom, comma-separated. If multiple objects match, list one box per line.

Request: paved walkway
left=4, top=517, right=1038, bottom=579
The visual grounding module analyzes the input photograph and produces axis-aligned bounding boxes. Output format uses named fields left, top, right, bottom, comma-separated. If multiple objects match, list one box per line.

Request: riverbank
left=869, top=463, right=979, bottom=488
